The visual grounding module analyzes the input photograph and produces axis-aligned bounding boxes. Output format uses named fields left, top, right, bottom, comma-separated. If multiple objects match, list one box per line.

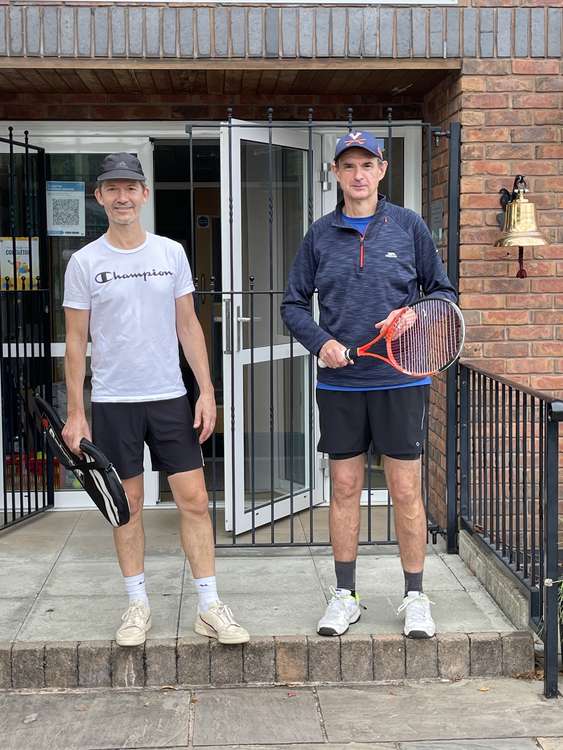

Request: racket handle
left=318, top=348, right=356, bottom=368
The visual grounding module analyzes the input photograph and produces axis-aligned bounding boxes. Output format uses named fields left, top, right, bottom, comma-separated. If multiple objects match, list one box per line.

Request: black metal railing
left=459, top=362, right=562, bottom=699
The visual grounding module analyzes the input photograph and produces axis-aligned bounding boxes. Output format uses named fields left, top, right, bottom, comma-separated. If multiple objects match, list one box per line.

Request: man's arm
left=62, top=307, right=91, bottom=454
left=176, top=293, right=216, bottom=444
left=280, top=228, right=348, bottom=367
left=414, top=216, right=458, bottom=302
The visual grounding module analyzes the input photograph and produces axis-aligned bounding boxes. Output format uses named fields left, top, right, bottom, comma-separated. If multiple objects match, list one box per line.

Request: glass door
left=220, top=121, right=323, bottom=533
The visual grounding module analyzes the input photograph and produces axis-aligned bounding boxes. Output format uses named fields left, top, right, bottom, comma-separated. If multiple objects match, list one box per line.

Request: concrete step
left=1, top=631, right=535, bottom=689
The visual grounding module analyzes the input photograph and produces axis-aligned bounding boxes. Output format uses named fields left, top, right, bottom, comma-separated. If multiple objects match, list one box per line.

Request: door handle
left=236, top=308, right=251, bottom=351
left=224, top=299, right=232, bottom=354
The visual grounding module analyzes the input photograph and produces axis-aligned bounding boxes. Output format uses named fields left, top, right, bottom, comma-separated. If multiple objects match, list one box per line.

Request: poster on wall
left=0, top=237, right=40, bottom=290
left=47, top=181, right=86, bottom=237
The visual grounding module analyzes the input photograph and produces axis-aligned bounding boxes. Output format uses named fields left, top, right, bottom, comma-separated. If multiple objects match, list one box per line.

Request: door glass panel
left=243, top=356, right=308, bottom=510
left=240, top=141, right=305, bottom=349
left=46, top=154, right=113, bottom=342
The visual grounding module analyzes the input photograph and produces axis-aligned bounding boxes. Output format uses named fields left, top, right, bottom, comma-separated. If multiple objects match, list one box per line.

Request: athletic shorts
left=316, top=386, right=429, bottom=461
left=91, top=395, right=203, bottom=481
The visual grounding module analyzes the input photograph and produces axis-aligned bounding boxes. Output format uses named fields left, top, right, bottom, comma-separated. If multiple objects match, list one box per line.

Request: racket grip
left=345, top=348, right=358, bottom=362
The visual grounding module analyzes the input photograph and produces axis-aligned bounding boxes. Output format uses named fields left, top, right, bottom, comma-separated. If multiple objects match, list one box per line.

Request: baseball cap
left=97, top=152, right=146, bottom=182
left=334, top=131, right=385, bottom=161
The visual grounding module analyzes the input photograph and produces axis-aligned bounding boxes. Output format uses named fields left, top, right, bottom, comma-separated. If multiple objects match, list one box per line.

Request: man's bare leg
left=168, top=468, right=215, bottom=578
left=113, top=473, right=145, bottom=576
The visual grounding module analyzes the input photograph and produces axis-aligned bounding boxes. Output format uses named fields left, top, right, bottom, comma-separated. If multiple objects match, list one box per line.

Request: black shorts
left=316, top=386, right=429, bottom=461
left=91, top=395, right=203, bottom=481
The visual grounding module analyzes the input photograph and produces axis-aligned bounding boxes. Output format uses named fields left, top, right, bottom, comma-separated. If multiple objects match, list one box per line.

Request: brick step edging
left=0, top=631, right=535, bottom=690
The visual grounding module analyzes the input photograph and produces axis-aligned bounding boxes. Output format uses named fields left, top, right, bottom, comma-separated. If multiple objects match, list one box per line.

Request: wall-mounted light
left=495, top=175, right=547, bottom=278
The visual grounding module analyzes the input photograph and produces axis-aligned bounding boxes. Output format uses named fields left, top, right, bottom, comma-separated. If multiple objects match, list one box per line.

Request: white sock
left=194, top=575, right=218, bottom=613
left=124, top=572, right=149, bottom=607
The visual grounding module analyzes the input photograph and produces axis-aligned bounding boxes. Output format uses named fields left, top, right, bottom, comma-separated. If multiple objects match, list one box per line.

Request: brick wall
left=423, top=57, right=563, bottom=532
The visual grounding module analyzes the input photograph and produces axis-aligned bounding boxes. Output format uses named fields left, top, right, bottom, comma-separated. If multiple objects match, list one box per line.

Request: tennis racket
left=318, top=297, right=465, bottom=376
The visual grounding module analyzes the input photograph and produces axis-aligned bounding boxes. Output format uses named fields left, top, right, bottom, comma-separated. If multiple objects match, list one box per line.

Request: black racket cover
left=33, top=395, right=130, bottom=527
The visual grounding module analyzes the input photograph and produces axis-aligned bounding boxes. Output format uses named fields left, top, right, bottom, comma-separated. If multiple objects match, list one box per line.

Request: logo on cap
left=344, top=132, right=367, bottom=147
left=117, top=161, right=128, bottom=168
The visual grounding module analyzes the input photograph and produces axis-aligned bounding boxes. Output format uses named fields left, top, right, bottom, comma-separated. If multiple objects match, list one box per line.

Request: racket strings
left=389, top=299, right=462, bottom=375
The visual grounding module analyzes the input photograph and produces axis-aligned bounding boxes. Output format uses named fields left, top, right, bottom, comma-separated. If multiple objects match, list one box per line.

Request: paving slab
left=0, top=598, right=34, bottom=640
left=178, top=591, right=326, bottom=637
left=16, top=594, right=181, bottom=641
left=0, top=690, right=190, bottom=750
left=0, top=560, right=52, bottom=598
left=192, top=687, right=323, bottom=745
left=318, top=680, right=563, bottom=744
left=538, top=740, right=563, bottom=750
left=190, top=555, right=321, bottom=594
left=399, top=740, right=540, bottom=749
left=43, top=556, right=185, bottom=597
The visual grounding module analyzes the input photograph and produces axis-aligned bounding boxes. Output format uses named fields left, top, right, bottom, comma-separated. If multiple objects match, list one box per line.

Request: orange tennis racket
left=319, top=297, right=465, bottom=376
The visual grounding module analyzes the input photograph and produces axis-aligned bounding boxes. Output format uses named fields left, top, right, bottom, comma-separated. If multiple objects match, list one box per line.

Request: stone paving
left=0, top=508, right=536, bottom=689
left=1, top=680, right=562, bottom=750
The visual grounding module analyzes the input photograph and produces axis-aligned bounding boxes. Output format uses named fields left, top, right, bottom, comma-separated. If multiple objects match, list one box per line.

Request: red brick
left=531, top=279, right=563, bottom=293
left=534, top=177, right=563, bottom=192
left=460, top=77, right=487, bottom=93
left=463, top=261, right=510, bottom=277
left=460, top=246, right=484, bottom=260
left=513, top=94, right=561, bottom=109
left=461, top=144, right=485, bottom=160
left=463, top=127, right=510, bottom=143
left=532, top=342, right=563, bottom=356
left=460, top=111, right=486, bottom=127
left=483, top=278, right=530, bottom=293
left=486, top=77, right=534, bottom=93
left=506, top=160, right=559, bottom=176
left=461, top=194, right=504, bottom=209
left=459, top=278, right=484, bottom=293
left=463, top=60, right=512, bottom=76
left=512, top=61, right=560, bottom=76
left=506, top=358, right=554, bottom=374
left=536, top=145, right=563, bottom=159
left=484, top=144, right=535, bottom=160
left=483, top=342, right=529, bottom=357
left=532, top=310, right=563, bottom=324
left=530, top=376, right=563, bottom=392
left=534, top=110, right=563, bottom=126
left=506, top=294, right=554, bottom=309
left=460, top=228, right=505, bottom=244
left=482, top=310, right=530, bottom=325
left=536, top=77, right=563, bottom=93
left=485, top=110, right=533, bottom=126
left=516, top=261, right=558, bottom=277
left=461, top=294, right=506, bottom=309
left=508, top=325, right=553, bottom=340
left=461, top=177, right=484, bottom=193
left=511, top=127, right=559, bottom=143
left=465, top=326, right=506, bottom=342
left=462, top=161, right=512, bottom=176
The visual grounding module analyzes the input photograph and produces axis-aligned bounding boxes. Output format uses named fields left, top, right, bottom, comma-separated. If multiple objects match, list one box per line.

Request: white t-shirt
left=63, top=232, right=195, bottom=402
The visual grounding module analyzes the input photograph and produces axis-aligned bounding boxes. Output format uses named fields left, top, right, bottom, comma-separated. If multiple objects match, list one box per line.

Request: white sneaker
left=317, top=587, right=361, bottom=637
left=194, top=600, right=250, bottom=644
left=397, top=592, right=436, bottom=638
left=116, top=600, right=152, bottom=646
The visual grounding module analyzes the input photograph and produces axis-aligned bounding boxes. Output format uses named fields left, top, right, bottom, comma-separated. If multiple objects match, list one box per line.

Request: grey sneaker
left=116, top=600, right=151, bottom=646
left=194, top=601, right=249, bottom=644
left=317, top=587, right=361, bottom=637
left=397, top=592, right=436, bottom=638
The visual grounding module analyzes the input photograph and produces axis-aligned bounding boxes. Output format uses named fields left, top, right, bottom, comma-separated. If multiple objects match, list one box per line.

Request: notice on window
left=47, top=181, right=85, bottom=237
left=0, top=237, right=40, bottom=290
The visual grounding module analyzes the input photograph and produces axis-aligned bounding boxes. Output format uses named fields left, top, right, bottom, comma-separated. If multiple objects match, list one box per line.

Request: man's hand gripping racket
left=318, top=298, right=465, bottom=377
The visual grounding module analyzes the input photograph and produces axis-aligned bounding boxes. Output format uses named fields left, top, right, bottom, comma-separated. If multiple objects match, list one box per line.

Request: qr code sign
left=52, top=198, right=80, bottom=227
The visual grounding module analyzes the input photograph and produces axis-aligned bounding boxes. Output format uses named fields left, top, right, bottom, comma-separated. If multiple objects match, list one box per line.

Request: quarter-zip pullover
left=280, top=197, right=458, bottom=389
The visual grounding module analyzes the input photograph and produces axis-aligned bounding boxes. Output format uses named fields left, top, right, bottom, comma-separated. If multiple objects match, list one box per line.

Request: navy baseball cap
left=334, top=131, right=385, bottom=161
left=97, top=152, right=146, bottom=182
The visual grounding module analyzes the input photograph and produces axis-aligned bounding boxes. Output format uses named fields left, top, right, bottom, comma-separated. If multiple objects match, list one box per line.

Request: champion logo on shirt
left=95, top=269, right=173, bottom=284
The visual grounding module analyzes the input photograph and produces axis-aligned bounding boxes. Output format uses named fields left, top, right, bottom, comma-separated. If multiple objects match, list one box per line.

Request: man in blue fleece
left=281, top=131, right=457, bottom=639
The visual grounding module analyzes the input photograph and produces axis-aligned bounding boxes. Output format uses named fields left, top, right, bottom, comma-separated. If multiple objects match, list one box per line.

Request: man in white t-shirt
left=63, top=152, right=249, bottom=647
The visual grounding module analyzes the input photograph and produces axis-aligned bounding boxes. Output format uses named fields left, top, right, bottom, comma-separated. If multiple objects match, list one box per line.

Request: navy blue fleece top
left=280, top=198, right=457, bottom=390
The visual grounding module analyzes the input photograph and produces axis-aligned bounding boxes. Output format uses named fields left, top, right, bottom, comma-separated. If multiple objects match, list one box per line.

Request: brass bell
left=495, top=175, right=547, bottom=248
left=495, top=175, right=547, bottom=278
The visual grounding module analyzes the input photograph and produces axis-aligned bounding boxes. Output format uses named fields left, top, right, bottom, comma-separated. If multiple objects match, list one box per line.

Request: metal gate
left=0, top=128, right=53, bottom=529
left=183, top=109, right=462, bottom=548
